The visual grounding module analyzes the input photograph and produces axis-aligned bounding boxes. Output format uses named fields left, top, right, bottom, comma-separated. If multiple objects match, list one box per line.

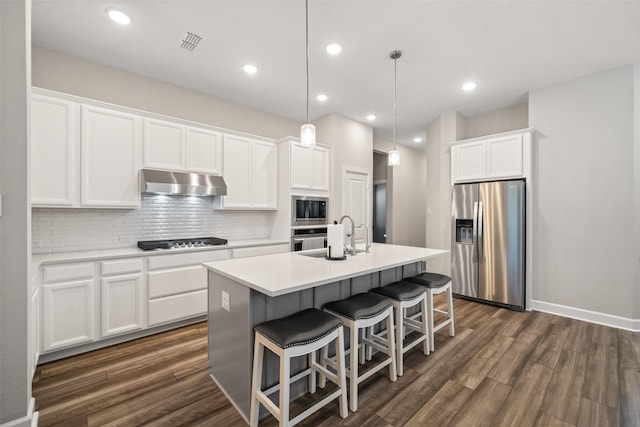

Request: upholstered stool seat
left=323, top=293, right=397, bottom=412
left=405, top=272, right=455, bottom=351
left=370, top=281, right=429, bottom=375
left=250, top=308, right=348, bottom=427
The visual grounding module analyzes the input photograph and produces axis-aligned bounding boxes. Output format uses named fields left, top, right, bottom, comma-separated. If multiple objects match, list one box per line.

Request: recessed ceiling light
left=106, top=8, right=131, bottom=25
left=243, top=64, right=258, bottom=74
left=462, top=81, right=477, bottom=91
left=326, top=43, right=342, bottom=55
left=414, top=137, right=423, bottom=143
left=316, top=94, right=328, bottom=102
left=366, top=114, right=377, bottom=121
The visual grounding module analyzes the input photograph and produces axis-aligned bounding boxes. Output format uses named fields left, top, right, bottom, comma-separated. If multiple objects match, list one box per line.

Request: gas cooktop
left=137, top=237, right=228, bottom=251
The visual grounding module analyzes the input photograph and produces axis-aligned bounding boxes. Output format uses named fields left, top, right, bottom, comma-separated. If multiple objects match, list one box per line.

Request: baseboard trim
left=0, top=398, right=36, bottom=427
left=531, top=300, right=639, bottom=332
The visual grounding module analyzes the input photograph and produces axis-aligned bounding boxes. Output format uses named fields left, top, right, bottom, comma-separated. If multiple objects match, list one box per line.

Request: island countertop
left=203, top=243, right=448, bottom=297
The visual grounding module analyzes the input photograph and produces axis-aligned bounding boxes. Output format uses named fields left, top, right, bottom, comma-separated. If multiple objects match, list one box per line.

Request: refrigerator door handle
left=473, top=202, right=479, bottom=254
left=477, top=201, right=484, bottom=261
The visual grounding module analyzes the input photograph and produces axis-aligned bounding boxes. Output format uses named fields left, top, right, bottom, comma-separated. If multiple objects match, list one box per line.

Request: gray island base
left=204, top=243, right=448, bottom=422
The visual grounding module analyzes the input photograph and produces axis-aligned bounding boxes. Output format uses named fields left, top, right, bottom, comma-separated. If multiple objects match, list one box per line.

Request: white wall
left=464, top=103, right=529, bottom=140
left=315, top=113, right=373, bottom=226
left=0, top=0, right=32, bottom=424
left=32, top=46, right=301, bottom=139
left=529, top=65, right=636, bottom=320
left=373, top=137, right=426, bottom=247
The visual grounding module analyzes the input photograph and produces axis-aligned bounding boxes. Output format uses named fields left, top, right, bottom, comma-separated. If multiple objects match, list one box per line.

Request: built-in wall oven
left=291, top=196, right=328, bottom=226
left=291, top=227, right=327, bottom=252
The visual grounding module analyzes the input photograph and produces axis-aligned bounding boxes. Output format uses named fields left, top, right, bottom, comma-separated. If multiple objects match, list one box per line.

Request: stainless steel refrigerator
left=451, top=179, right=525, bottom=311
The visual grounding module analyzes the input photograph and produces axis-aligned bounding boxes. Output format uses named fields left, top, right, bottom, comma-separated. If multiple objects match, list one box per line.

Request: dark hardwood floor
left=33, top=296, right=640, bottom=426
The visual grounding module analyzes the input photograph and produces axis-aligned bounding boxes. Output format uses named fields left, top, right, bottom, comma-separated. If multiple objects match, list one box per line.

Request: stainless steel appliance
left=140, top=168, right=227, bottom=196
left=291, top=196, right=328, bottom=226
left=451, top=179, right=525, bottom=310
left=291, top=227, right=327, bottom=251
left=137, top=236, right=228, bottom=250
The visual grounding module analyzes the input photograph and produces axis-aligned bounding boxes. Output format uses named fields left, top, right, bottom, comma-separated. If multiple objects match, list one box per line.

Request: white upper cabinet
left=290, top=141, right=330, bottom=192
left=81, top=105, right=141, bottom=207
left=451, top=129, right=530, bottom=184
left=31, top=95, right=79, bottom=207
left=143, top=118, right=185, bottom=170
left=217, top=134, right=277, bottom=209
left=185, top=127, right=222, bottom=174
left=143, top=119, right=222, bottom=175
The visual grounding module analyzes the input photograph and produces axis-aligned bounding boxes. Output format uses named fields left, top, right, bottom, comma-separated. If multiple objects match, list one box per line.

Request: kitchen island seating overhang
left=204, top=243, right=448, bottom=422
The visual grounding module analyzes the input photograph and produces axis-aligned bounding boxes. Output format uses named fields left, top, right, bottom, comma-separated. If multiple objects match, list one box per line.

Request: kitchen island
left=204, top=243, right=447, bottom=422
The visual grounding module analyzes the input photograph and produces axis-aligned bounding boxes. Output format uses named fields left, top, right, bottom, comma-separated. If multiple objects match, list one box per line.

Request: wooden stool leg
left=386, top=309, right=397, bottom=382
left=395, top=304, right=404, bottom=376
left=279, top=350, right=291, bottom=426
left=447, top=286, right=455, bottom=337
left=427, top=290, right=435, bottom=352
left=336, top=330, right=348, bottom=419
left=421, top=296, right=430, bottom=356
left=309, top=350, right=316, bottom=394
left=365, top=326, right=373, bottom=361
left=249, top=334, right=264, bottom=427
left=318, top=344, right=328, bottom=389
left=349, top=324, right=359, bottom=412
left=358, top=328, right=366, bottom=365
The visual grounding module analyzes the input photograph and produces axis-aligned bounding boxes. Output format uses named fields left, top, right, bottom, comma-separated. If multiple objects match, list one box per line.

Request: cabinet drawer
left=147, top=249, right=230, bottom=270
left=232, top=244, right=289, bottom=259
left=43, top=262, right=94, bottom=283
left=148, top=290, right=207, bottom=326
left=148, top=266, right=206, bottom=298
left=101, top=258, right=143, bottom=276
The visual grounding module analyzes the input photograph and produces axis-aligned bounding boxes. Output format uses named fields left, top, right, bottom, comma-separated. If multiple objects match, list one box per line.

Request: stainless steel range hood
left=140, top=169, right=227, bottom=196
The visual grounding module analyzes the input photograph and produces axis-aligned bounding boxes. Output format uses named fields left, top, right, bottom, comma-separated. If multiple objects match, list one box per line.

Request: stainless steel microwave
left=291, top=196, right=328, bottom=226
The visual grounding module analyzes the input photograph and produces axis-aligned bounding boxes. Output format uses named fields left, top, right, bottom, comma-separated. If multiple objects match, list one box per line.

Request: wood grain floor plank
left=582, top=344, right=618, bottom=409
left=592, top=324, right=618, bottom=347
left=563, top=320, right=594, bottom=353
left=403, top=380, right=473, bottom=426
left=534, top=412, right=576, bottom=427
left=618, top=330, right=640, bottom=371
left=540, top=349, right=589, bottom=425
left=447, top=377, right=512, bottom=427
left=576, top=398, right=619, bottom=427
left=453, top=333, right=514, bottom=389
left=486, top=331, right=538, bottom=386
left=619, top=368, right=640, bottom=426
left=491, top=363, right=554, bottom=427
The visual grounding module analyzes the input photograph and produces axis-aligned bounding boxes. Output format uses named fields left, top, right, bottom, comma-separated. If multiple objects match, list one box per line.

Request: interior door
left=373, top=183, right=386, bottom=243
left=342, top=169, right=369, bottom=246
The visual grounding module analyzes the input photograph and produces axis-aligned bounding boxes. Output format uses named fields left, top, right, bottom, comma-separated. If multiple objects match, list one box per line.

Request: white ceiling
left=31, top=1, right=640, bottom=150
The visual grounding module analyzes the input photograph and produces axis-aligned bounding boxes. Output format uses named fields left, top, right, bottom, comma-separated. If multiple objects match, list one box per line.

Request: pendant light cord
left=393, top=54, right=397, bottom=150
left=305, top=0, right=310, bottom=125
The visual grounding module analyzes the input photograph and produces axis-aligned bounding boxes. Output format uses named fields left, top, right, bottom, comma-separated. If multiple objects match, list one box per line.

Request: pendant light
left=388, top=50, right=402, bottom=167
left=300, top=0, right=316, bottom=147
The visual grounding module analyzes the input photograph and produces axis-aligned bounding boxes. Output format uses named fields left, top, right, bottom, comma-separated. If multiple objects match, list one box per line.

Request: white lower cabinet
left=101, top=273, right=144, bottom=338
left=42, top=279, right=96, bottom=352
left=146, top=250, right=231, bottom=327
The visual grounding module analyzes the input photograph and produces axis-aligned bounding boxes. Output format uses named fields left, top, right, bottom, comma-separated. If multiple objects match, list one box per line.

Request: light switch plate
left=222, top=291, right=230, bottom=312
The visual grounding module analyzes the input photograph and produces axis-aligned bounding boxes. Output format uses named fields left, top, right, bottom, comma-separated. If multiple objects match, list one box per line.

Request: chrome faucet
left=340, top=215, right=356, bottom=255
left=357, top=224, right=371, bottom=253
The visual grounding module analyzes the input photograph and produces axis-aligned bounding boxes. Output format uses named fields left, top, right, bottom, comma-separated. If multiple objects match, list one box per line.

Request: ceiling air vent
left=179, top=30, right=203, bottom=52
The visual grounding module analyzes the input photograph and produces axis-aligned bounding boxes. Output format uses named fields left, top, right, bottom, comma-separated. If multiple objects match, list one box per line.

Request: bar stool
left=322, top=293, right=397, bottom=412
left=250, top=308, right=348, bottom=427
left=369, top=280, right=429, bottom=376
left=405, top=272, right=455, bottom=352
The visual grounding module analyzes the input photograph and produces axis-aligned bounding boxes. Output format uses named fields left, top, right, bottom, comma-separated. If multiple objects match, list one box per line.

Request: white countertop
left=32, top=239, right=289, bottom=267
left=204, top=243, right=448, bottom=297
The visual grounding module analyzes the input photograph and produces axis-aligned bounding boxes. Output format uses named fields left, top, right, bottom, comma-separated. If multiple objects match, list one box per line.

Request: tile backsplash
left=32, top=195, right=273, bottom=254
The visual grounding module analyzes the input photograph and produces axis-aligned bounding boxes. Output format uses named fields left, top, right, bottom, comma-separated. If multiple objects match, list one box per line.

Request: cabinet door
left=143, top=118, right=185, bottom=170
left=185, top=127, right=222, bottom=174
left=311, top=146, right=330, bottom=191
left=42, top=279, right=96, bottom=352
left=290, top=141, right=312, bottom=189
left=486, top=134, right=523, bottom=178
left=221, top=135, right=252, bottom=208
left=251, top=140, right=277, bottom=208
left=101, top=273, right=144, bottom=338
left=31, top=95, right=78, bottom=206
left=81, top=106, right=141, bottom=207
left=452, top=141, right=486, bottom=183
